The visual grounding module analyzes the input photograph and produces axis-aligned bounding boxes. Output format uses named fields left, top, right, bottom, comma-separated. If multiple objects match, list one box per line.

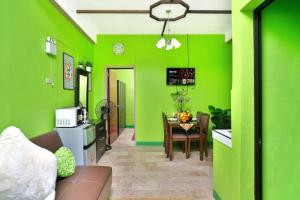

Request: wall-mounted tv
left=167, top=68, right=195, bottom=85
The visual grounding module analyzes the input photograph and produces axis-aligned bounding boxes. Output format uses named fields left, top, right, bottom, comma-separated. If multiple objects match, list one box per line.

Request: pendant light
left=156, top=10, right=181, bottom=50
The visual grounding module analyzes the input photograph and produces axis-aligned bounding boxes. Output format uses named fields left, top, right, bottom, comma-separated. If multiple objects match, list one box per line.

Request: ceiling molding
left=50, top=0, right=95, bottom=44
left=53, top=0, right=232, bottom=39
left=77, top=10, right=150, bottom=14
left=188, top=10, right=231, bottom=14
left=76, top=9, right=232, bottom=15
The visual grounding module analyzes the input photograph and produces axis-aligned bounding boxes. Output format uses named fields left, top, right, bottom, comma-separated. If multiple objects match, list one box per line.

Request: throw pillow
left=55, top=147, right=76, bottom=177
left=0, top=126, right=57, bottom=200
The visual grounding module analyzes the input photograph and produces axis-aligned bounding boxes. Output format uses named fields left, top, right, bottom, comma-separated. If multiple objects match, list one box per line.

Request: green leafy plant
left=85, top=61, right=93, bottom=67
left=170, top=88, right=189, bottom=113
left=78, top=61, right=85, bottom=66
left=208, top=105, right=231, bottom=129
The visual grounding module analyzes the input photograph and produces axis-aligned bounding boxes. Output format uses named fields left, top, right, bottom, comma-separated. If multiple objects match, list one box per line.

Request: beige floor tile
left=98, top=129, right=213, bottom=200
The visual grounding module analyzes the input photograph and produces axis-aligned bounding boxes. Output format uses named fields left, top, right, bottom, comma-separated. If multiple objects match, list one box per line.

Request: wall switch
left=46, top=36, right=56, bottom=56
left=45, top=77, right=53, bottom=85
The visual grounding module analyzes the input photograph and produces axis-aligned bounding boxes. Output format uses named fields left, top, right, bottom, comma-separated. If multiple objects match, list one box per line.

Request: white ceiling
left=54, top=0, right=232, bottom=42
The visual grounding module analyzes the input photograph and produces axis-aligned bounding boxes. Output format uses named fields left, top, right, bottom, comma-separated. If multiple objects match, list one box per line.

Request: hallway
left=98, top=129, right=213, bottom=200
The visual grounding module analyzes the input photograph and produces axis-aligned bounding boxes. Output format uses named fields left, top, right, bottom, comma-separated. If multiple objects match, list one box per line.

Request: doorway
left=117, top=80, right=126, bottom=134
left=106, top=67, right=135, bottom=145
left=254, top=0, right=299, bottom=199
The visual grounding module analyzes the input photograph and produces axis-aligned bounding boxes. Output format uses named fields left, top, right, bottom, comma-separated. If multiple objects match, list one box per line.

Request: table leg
left=185, top=140, right=188, bottom=159
left=189, top=139, right=191, bottom=158
left=186, top=132, right=190, bottom=159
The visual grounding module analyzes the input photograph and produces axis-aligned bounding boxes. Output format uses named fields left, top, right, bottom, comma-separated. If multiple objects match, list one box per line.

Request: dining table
left=167, top=117, right=205, bottom=161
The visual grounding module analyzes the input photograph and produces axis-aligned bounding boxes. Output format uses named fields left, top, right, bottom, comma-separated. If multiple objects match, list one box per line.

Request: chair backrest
left=196, top=111, right=203, bottom=125
left=196, top=112, right=203, bottom=119
left=196, top=112, right=210, bottom=134
left=200, top=113, right=210, bottom=134
left=162, top=112, right=168, bottom=133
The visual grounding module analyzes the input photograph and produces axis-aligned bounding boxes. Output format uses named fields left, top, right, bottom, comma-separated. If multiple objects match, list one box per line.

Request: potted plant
left=208, top=105, right=231, bottom=129
left=78, top=61, right=85, bottom=69
left=170, top=91, right=190, bottom=113
left=170, top=87, right=192, bottom=122
left=85, top=62, right=93, bottom=72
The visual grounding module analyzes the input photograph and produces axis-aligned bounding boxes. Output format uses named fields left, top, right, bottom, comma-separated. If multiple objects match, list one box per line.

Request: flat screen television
left=167, top=68, right=195, bottom=85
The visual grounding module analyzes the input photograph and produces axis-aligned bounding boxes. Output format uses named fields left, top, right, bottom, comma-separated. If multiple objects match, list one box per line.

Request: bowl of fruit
left=179, top=111, right=192, bottom=123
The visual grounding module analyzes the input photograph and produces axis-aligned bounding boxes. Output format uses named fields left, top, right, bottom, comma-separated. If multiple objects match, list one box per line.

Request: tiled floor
left=98, top=129, right=213, bottom=200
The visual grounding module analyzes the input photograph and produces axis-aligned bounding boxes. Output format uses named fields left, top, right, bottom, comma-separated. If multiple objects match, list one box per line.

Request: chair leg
left=204, top=136, right=208, bottom=157
left=164, top=134, right=166, bottom=154
left=199, top=135, right=204, bottom=161
left=165, top=135, right=168, bottom=158
left=166, top=135, right=170, bottom=158
left=169, top=139, right=173, bottom=161
left=181, top=142, right=186, bottom=153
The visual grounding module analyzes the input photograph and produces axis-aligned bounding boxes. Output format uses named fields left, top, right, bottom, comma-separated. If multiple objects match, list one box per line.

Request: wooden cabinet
left=94, top=120, right=107, bottom=162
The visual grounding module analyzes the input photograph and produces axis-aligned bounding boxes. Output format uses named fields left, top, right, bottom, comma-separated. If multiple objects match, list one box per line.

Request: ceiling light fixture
left=156, top=10, right=181, bottom=50
left=156, top=38, right=166, bottom=49
left=150, top=0, right=189, bottom=22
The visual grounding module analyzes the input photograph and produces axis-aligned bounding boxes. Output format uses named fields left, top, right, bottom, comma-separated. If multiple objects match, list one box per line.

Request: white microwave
left=55, top=107, right=81, bottom=127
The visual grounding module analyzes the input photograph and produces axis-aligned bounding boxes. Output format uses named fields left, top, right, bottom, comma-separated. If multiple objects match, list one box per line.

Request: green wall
left=215, top=0, right=300, bottom=200
left=214, top=0, right=262, bottom=199
left=262, top=0, right=300, bottom=199
left=0, top=0, right=94, bottom=138
left=91, top=35, right=232, bottom=143
left=114, top=69, right=135, bottom=127
left=0, top=0, right=11, bottom=132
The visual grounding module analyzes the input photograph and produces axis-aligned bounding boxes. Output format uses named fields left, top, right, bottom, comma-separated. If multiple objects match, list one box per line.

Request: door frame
left=105, top=66, right=136, bottom=144
left=253, top=0, right=274, bottom=199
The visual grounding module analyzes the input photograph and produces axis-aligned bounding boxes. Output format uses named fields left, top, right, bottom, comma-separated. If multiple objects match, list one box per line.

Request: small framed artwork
left=63, top=53, right=74, bottom=90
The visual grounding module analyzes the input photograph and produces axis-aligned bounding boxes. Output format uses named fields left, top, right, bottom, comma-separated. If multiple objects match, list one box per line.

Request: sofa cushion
left=55, top=147, right=76, bottom=177
left=30, top=131, right=112, bottom=200
left=55, top=166, right=112, bottom=200
left=31, top=131, right=63, bottom=153
left=0, top=127, right=57, bottom=200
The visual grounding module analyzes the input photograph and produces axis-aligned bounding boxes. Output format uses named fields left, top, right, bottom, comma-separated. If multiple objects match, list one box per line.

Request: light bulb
left=171, top=38, right=181, bottom=49
left=156, top=38, right=166, bottom=49
left=166, top=42, right=173, bottom=50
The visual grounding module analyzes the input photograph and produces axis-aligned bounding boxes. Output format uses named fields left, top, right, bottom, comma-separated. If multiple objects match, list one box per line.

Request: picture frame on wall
left=63, top=53, right=74, bottom=90
left=166, top=68, right=195, bottom=85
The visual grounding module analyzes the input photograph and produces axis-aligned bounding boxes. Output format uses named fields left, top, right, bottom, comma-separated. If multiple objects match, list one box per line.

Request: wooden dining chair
left=187, top=112, right=210, bottom=160
left=161, top=113, right=189, bottom=160
left=166, top=116, right=189, bottom=161
left=162, top=112, right=169, bottom=157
